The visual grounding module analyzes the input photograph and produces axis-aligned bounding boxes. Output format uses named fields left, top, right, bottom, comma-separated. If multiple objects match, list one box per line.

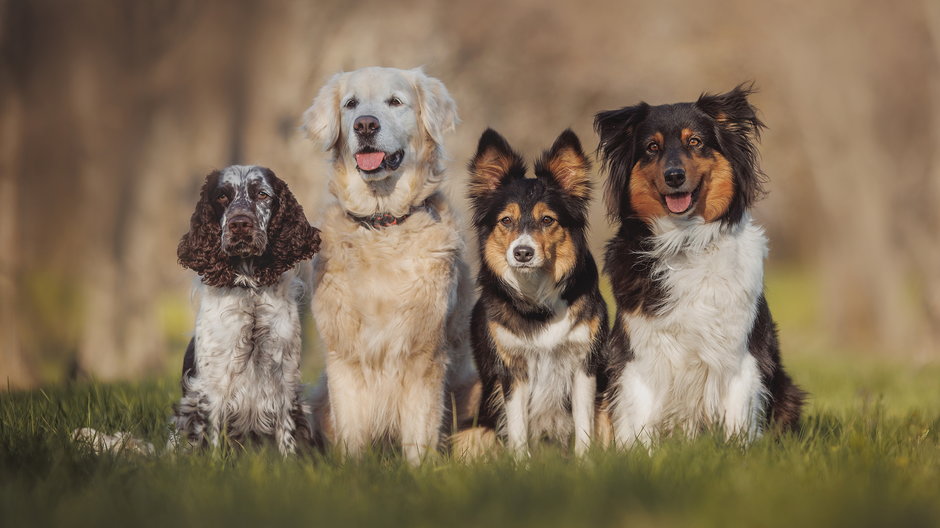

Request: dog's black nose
left=354, top=115, right=381, bottom=137
left=513, top=246, right=534, bottom=263
left=664, top=167, right=686, bottom=188
left=229, top=215, right=254, bottom=234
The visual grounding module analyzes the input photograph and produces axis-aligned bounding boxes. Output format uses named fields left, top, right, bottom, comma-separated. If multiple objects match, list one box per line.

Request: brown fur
left=177, top=170, right=320, bottom=288
left=627, top=150, right=737, bottom=224
left=546, top=146, right=591, bottom=199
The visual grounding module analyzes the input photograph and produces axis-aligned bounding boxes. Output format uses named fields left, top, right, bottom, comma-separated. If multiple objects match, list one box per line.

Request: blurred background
left=1, top=0, right=939, bottom=389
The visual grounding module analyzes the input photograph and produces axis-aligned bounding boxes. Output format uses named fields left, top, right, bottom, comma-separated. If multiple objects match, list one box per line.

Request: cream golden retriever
left=303, top=67, right=477, bottom=463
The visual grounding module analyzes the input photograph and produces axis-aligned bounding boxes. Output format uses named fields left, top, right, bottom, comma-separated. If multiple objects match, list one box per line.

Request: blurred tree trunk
left=771, top=2, right=910, bottom=351
left=0, top=89, right=33, bottom=389
left=0, top=0, right=34, bottom=388
left=918, top=0, right=940, bottom=354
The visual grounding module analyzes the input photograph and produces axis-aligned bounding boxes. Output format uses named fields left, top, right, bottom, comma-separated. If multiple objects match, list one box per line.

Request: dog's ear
left=537, top=129, right=592, bottom=204
left=254, top=169, right=321, bottom=287
left=695, top=83, right=766, bottom=222
left=594, top=102, right=650, bottom=220
left=303, top=72, right=344, bottom=152
left=468, top=128, right=525, bottom=201
left=178, top=171, right=237, bottom=287
left=411, top=68, right=459, bottom=147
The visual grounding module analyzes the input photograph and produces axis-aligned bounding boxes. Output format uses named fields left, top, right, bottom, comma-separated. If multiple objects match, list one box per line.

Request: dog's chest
left=621, top=221, right=767, bottom=416
left=492, top=306, right=591, bottom=437
left=313, top=211, right=461, bottom=354
left=491, top=308, right=591, bottom=358
left=194, top=282, right=301, bottom=418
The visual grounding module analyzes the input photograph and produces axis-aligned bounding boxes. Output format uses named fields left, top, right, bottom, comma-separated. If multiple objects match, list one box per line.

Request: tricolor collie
left=465, top=129, right=608, bottom=457
left=594, top=85, right=805, bottom=446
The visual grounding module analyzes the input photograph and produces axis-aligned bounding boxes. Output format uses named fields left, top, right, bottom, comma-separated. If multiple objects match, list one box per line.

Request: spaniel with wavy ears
left=174, top=165, right=320, bottom=454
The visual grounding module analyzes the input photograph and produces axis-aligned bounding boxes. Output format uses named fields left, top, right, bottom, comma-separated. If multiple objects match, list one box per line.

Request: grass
left=3, top=269, right=939, bottom=527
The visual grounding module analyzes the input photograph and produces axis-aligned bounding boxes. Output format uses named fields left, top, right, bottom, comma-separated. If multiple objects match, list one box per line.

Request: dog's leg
left=171, top=388, right=211, bottom=450
left=399, top=361, right=445, bottom=465
left=722, top=353, right=765, bottom=442
left=275, top=402, right=298, bottom=455
left=571, top=371, right=596, bottom=456
left=612, top=366, right=657, bottom=448
left=504, top=378, right=530, bottom=459
left=327, top=360, right=372, bottom=458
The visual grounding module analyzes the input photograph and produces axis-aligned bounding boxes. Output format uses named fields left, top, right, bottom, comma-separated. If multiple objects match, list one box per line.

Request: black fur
left=594, top=85, right=805, bottom=432
left=467, top=128, right=609, bottom=443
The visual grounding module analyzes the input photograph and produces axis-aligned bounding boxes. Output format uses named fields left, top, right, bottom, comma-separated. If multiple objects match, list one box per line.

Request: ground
left=2, top=270, right=939, bottom=528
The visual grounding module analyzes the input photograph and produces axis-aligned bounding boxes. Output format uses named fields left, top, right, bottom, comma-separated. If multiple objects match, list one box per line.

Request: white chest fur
left=190, top=273, right=304, bottom=436
left=613, top=216, right=769, bottom=444
left=491, top=303, right=594, bottom=444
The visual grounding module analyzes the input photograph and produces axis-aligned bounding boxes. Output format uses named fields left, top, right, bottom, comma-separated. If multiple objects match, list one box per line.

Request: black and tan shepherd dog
left=593, top=85, right=805, bottom=447
left=458, top=128, right=608, bottom=458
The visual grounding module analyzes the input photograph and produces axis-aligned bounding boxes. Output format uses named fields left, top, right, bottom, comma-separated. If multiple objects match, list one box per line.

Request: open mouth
left=355, top=148, right=404, bottom=173
left=663, top=182, right=703, bottom=215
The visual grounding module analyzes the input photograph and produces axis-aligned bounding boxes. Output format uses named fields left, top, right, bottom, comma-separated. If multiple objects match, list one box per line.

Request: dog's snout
left=513, top=246, right=534, bottom=263
left=228, top=215, right=254, bottom=234
left=354, top=115, right=381, bottom=137
left=664, top=167, right=686, bottom=189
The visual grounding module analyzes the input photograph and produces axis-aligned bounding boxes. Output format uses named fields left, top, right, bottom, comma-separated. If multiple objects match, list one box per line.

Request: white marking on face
left=506, top=233, right=544, bottom=269
left=340, top=70, right=419, bottom=181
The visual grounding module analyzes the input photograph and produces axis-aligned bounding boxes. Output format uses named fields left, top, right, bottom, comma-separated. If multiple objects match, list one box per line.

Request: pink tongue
left=355, top=152, right=386, bottom=171
left=665, top=193, right=692, bottom=213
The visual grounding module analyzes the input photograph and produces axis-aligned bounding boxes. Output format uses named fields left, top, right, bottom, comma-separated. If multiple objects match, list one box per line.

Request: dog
left=593, top=84, right=806, bottom=447
left=174, top=165, right=321, bottom=454
left=461, top=129, right=608, bottom=458
left=302, top=67, right=476, bottom=464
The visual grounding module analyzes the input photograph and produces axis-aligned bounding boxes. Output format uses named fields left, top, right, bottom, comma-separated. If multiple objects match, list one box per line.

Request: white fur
left=173, top=271, right=307, bottom=454
left=611, top=215, right=769, bottom=446
left=491, top=300, right=596, bottom=456
left=303, top=66, right=458, bottom=217
left=304, top=68, right=474, bottom=464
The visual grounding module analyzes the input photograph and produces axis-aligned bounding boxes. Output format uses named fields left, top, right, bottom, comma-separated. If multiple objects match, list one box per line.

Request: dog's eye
left=388, top=97, right=403, bottom=107
left=344, top=98, right=358, bottom=109
left=541, top=216, right=555, bottom=227
left=499, top=216, right=513, bottom=227
left=257, top=191, right=270, bottom=200
left=216, top=195, right=230, bottom=206
left=646, top=141, right=660, bottom=153
left=689, top=137, right=701, bottom=147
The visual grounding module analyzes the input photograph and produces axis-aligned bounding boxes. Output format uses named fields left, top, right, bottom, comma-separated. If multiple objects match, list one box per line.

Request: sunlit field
left=2, top=270, right=939, bottom=528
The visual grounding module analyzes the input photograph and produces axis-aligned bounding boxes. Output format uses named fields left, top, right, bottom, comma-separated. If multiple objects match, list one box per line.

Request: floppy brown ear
left=303, top=72, right=344, bottom=152
left=539, top=129, right=592, bottom=201
left=253, top=170, right=321, bottom=286
left=177, top=171, right=237, bottom=287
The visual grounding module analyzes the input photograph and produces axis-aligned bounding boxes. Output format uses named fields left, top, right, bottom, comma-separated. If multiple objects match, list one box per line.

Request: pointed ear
left=254, top=170, right=321, bottom=287
left=411, top=68, right=459, bottom=147
left=538, top=129, right=591, bottom=201
left=594, top=102, right=650, bottom=219
left=695, top=83, right=767, bottom=220
left=177, top=171, right=236, bottom=287
left=302, top=72, right=344, bottom=152
left=467, top=128, right=525, bottom=201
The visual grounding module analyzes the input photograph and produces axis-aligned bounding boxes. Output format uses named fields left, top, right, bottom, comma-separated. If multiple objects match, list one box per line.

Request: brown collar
left=348, top=201, right=432, bottom=229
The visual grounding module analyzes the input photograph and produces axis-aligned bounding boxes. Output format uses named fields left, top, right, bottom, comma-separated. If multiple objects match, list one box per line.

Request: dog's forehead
left=345, top=69, right=415, bottom=100
left=219, top=165, right=273, bottom=190
left=642, top=103, right=711, bottom=138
